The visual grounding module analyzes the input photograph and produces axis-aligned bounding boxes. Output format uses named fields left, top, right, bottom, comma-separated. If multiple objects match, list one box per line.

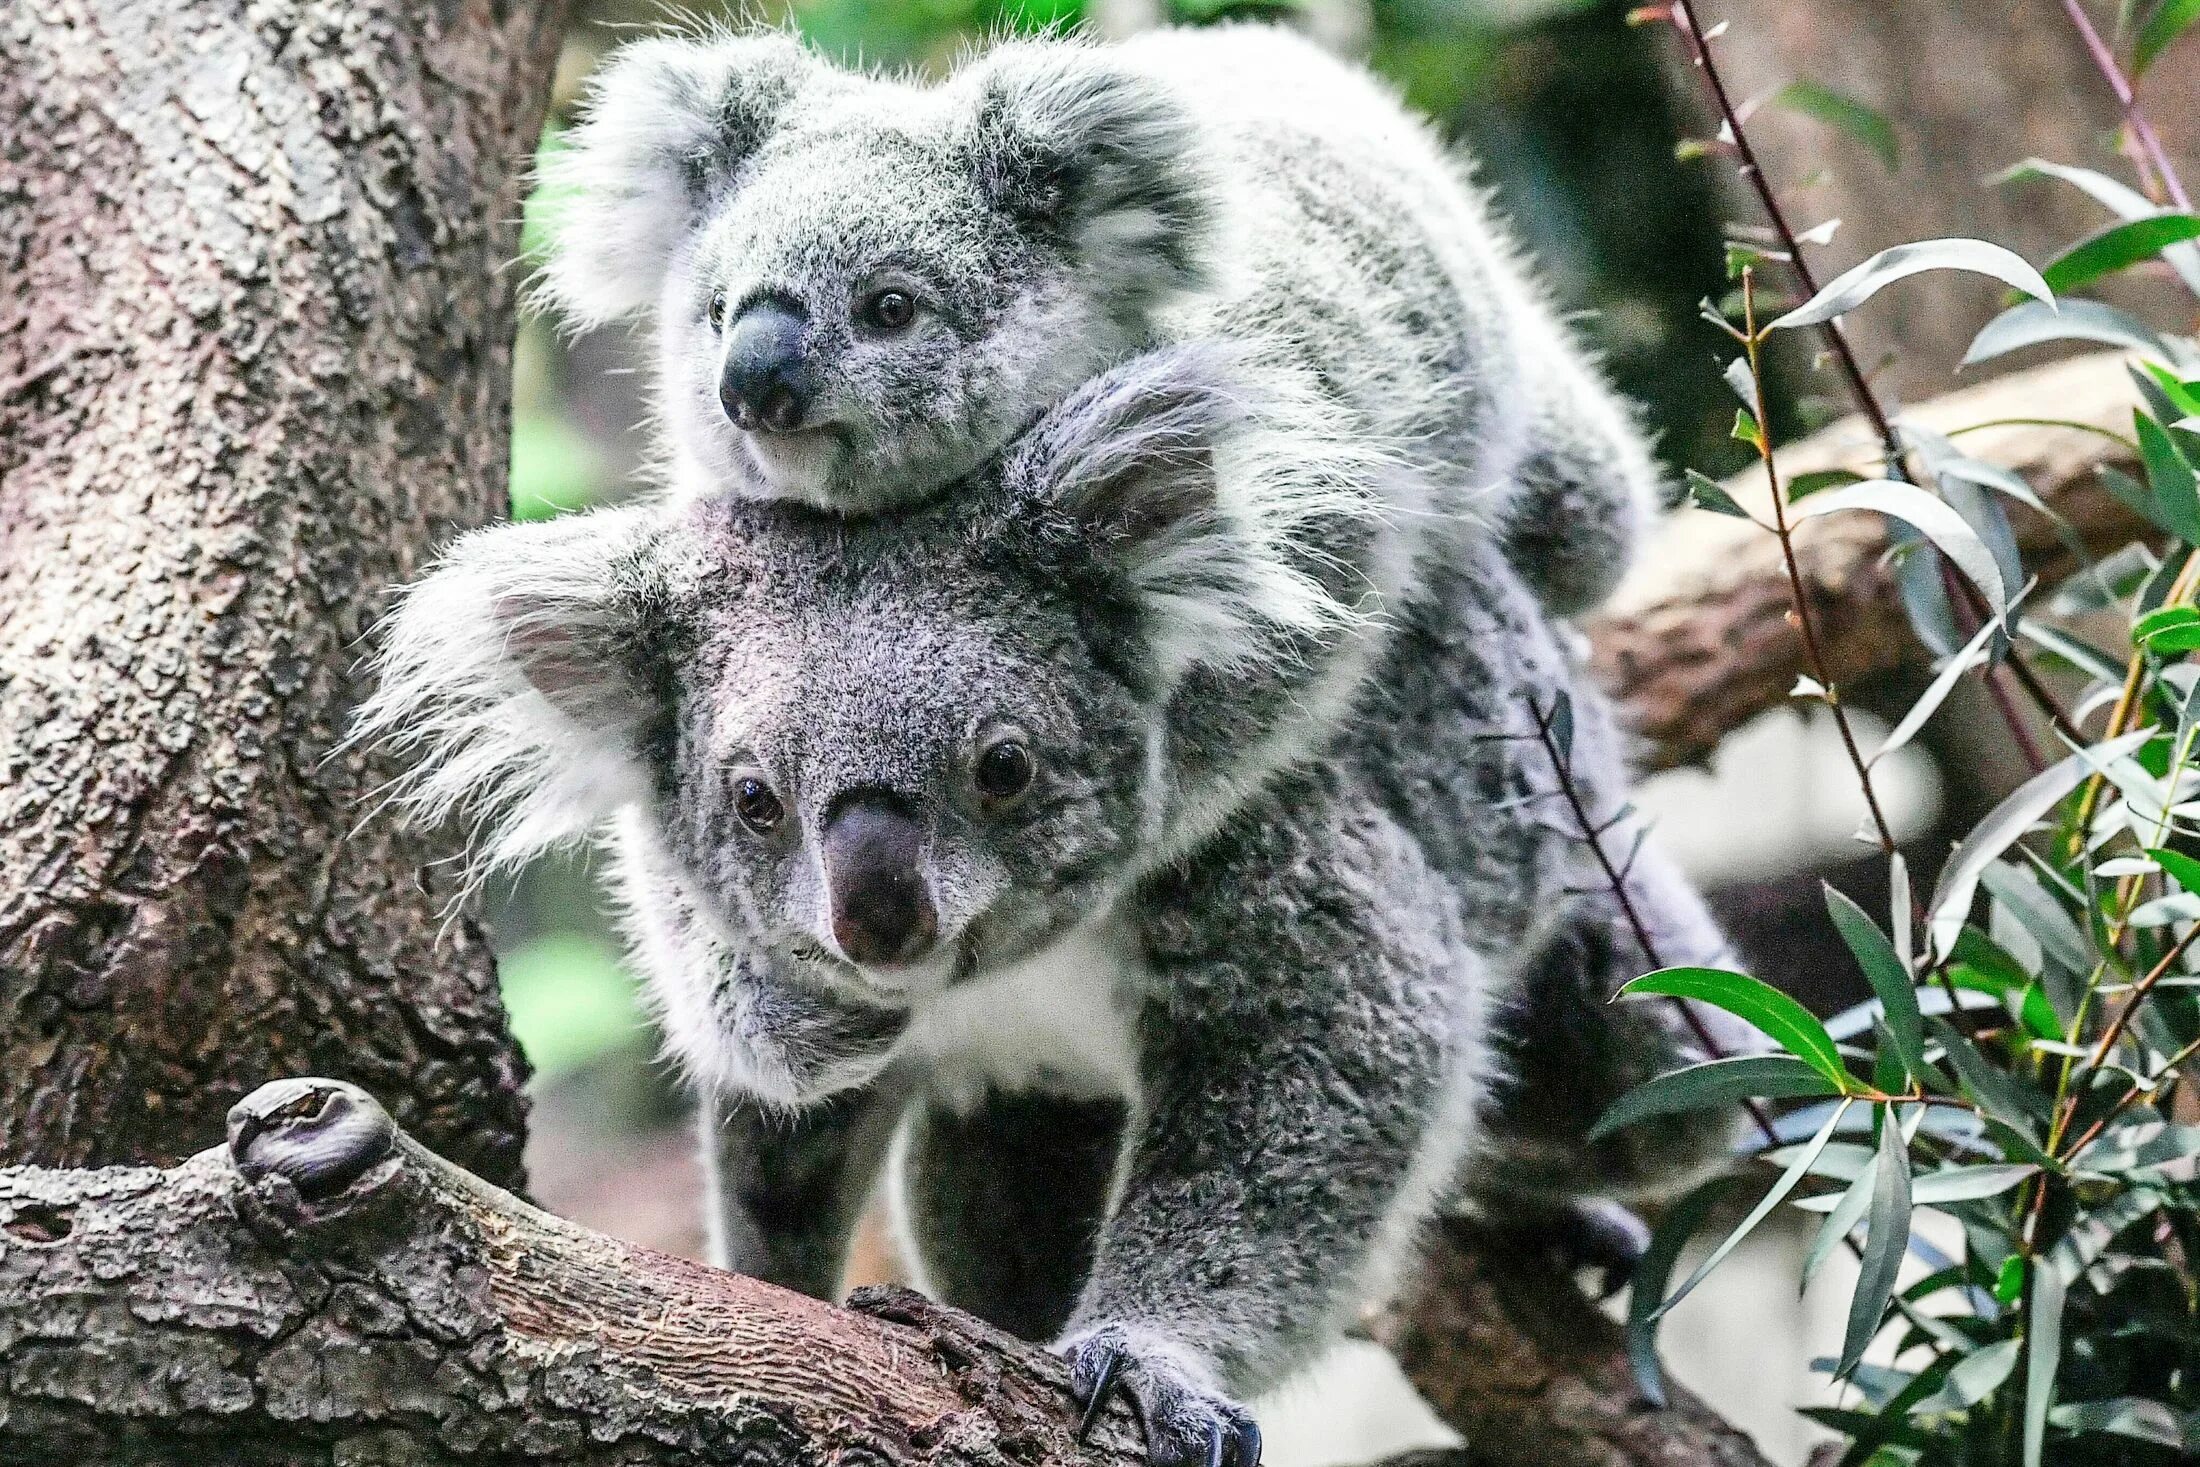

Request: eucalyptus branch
left=2059, top=0, right=2192, bottom=211
left=1654, top=0, right=2080, bottom=755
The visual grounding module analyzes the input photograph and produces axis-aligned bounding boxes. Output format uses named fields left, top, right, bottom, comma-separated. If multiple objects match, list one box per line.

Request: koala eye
left=733, top=775, right=785, bottom=834
left=859, top=288, right=917, bottom=332
left=706, top=291, right=729, bottom=332
left=973, top=735, right=1036, bottom=803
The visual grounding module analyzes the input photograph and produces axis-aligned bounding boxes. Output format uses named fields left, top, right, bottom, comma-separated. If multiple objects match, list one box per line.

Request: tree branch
left=2, top=1078, right=1751, bottom=1467
left=1589, top=350, right=2151, bottom=770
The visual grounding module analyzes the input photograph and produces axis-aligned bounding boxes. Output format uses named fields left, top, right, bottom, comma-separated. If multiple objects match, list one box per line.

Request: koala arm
left=1060, top=778, right=1483, bottom=1464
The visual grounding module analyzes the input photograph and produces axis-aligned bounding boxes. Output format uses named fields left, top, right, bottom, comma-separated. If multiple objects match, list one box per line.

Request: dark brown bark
left=1589, top=350, right=2150, bottom=771
left=0, top=0, right=566, bottom=1181
left=0, top=1077, right=1766, bottom=1467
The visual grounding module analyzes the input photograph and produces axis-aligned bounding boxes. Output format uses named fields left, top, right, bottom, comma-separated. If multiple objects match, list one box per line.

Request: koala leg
left=700, top=1077, right=910, bottom=1298
left=1498, top=347, right=1663, bottom=618
left=1475, top=841, right=1759, bottom=1210
left=896, top=1086, right=1127, bottom=1343
left=1060, top=786, right=1483, bottom=1467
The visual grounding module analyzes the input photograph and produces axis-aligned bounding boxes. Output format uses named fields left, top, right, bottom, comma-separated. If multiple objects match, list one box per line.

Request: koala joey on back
left=537, top=21, right=1659, bottom=619
left=359, top=345, right=1751, bottom=1467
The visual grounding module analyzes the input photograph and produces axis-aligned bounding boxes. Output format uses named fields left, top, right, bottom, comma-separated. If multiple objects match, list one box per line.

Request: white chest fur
left=902, top=918, right=1146, bottom=1115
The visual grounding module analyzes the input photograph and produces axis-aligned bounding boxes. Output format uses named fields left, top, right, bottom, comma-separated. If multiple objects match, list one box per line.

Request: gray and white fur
left=357, top=345, right=1748, bottom=1467
left=536, top=22, right=1659, bottom=618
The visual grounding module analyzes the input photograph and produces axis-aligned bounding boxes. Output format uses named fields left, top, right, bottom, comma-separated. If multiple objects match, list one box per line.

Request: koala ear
left=962, top=42, right=1210, bottom=313
left=534, top=32, right=820, bottom=327
left=1006, top=343, right=1383, bottom=685
left=350, top=506, right=671, bottom=883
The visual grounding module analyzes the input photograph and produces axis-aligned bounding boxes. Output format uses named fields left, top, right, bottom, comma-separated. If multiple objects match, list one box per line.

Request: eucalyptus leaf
left=1928, top=731, right=2155, bottom=957
left=1908, top=1338, right=2021, bottom=1416
left=2050, top=1397, right=2184, bottom=1448
left=2041, top=213, right=2200, bottom=293
left=1794, top=480, right=2008, bottom=611
left=1654, top=1101, right=1853, bottom=1321
left=1824, top=885, right=1929, bottom=1082
left=1590, top=1055, right=1841, bottom=1140
left=1771, top=238, right=2052, bottom=329
left=1963, top=297, right=2171, bottom=366
left=1839, top=1111, right=1911, bottom=1377
left=1618, top=967, right=1851, bottom=1090
left=1995, top=157, right=2200, bottom=295
left=2025, top=1254, right=2066, bottom=1467
left=2136, top=0, right=2200, bottom=75
left=1768, top=79, right=1899, bottom=171
left=1626, top=1174, right=1734, bottom=1405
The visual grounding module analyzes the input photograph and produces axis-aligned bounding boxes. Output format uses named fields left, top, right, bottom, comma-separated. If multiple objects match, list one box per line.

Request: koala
left=536, top=21, right=1659, bottom=619
left=358, top=345, right=1749, bottom=1467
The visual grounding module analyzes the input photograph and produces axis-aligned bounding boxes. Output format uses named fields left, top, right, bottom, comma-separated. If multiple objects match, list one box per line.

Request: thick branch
left=0, top=1078, right=1768, bottom=1467
left=1590, top=351, right=2151, bottom=769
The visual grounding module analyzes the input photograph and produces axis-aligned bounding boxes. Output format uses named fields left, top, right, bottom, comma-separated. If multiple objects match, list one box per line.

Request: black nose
left=821, top=795, right=938, bottom=968
left=720, top=300, right=813, bottom=434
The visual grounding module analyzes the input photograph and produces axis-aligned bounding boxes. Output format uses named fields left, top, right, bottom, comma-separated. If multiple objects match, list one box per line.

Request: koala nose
left=720, top=301, right=813, bottom=434
left=821, top=795, right=938, bottom=968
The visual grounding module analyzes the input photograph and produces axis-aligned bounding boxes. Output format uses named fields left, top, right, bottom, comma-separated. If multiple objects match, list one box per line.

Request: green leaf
left=1994, top=157, right=2200, bottom=295
left=1654, top=1100, right=1853, bottom=1321
left=1824, top=886, right=1930, bottom=1083
left=2025, top=1255, right=2067, bottom=1467
left=2148, top=846, right=2200, bottom=897
left=1619, top=967, right=1852, bottom=1091
left=1590, top=1055, right=1843, bottom=1140
left=1787, top=467, right=1865, bottom=500
left=1927, top=731, right=2154, bottom=957
left=2050, top=1396, right=2185, bottom=1446
left=2136, top=0, right=2200, bottom=75
left=1732, top=407, right=1764, bottom=451
left=2137, top=410, right=2200, bottom=544
left=1768, top=79, right=1899, bottom=171
left=1840, top=1109, right=1913, bottom=1376
left=1684, top=468, right=1750, bottom=518
left=1929, top=1018, right=2050, bottom=1138
left=1907, top=1163, right=2038, bottom=1205
left=1771, top=238, right=2053, bottom=330
left=1626, top=1174, right=1735, bottom=1406
left=2043, top=213, right=2200, bottom=293
left=2135, top=604, right=2200, bottom=644
left=1963, top=297, right=2172, bottom=366
left=1794, top=479, right=2008, bottom=612
left=1803, top=1165, right=1874, bottom=1288
left=1909, top=1338, right=2021, bottom=1416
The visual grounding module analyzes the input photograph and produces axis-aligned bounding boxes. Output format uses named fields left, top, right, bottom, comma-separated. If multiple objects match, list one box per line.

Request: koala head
left=358, top=347, right=1375, bottom=1010
left=534, top=30, right=1211, bottom=513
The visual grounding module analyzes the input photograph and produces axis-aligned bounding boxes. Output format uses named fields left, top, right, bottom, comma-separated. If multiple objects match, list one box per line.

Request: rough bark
left=1376, top=1219, right=1771, bottom=1467
left=1588, top=350, right=2152, bottom=770
left=0, top=1077, right=1764, bottom=1467
left=1672, top=0, right=2200, bottom=400
left=0, top=0, right=566, bottom=1180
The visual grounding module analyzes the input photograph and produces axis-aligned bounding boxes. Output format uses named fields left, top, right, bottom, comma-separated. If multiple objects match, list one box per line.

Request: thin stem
left=1743, top=271, right=1901, bottom=856
left=1525, top=696, right=1782, bottom=1151
left=2088, top=920, right=2200, bottom=1073
left=1664, top=0, right=2080, bottom=751
left=2059, top=0, right=2193, bottom=212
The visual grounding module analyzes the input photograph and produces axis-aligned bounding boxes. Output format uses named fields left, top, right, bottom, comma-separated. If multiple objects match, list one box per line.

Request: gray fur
left=359, top=345, right=1741, bottom=1466
left=537, top=23, right=1658, bottom=618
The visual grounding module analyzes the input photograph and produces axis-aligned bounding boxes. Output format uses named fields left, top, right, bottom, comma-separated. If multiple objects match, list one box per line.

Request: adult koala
left=537, top=22, right=1657, bottom=619
left=358, top=346, right=1747, bottom=1467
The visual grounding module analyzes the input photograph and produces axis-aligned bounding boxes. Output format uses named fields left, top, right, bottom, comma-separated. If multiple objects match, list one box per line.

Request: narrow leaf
left=1964, top=297, right=2171, bottom=366
left=1840, top=1111, right=1912, bottom=1376
left=1654, top=1101, right=1852, bottom=1321
left=1795, top=480, right=2007, bottom=611
left=1772, top=238, right=2052, bottom=329
left=1909, top=1339, right=2021, bottom=1416
left=1824, top=886, right=1929, bottom=1082
left=1768, top=79, right=1899, bottom=171
left=2137, top=410, right=2200, bottom=544
left=1928, top=731, right=2154, bottom=957
left=2025, top=1256, right=2066, bottom=1467
left=1996, top=157, right=2200, bottom=295
left=2041, top=214, right=2200, bottom=293
left=1870, top=604, right=2004, bottom=767
left=1618, top=967, right=1851, bottom=1090
left=1802, top=1166, right=1873, bottom=1287
left=1591, top=1055, right=1843, bottom=1140
left=2051, top=1397, right=2184, bottom=1447
left=2137, top=0, right=2200, bottom=74
left=1684, top=468, right=1750, bottom=518
left=1626, top=1174, right=1734, bottom=1405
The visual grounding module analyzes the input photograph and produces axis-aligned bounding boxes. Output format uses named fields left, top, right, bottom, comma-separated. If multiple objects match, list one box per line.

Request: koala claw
left=1063, top=1328, right=1262, bottom=1467
left=1553, top=1198, right=1653, bottom=1299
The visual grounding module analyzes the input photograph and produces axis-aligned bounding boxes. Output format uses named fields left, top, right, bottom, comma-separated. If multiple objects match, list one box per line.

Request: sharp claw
left=1076, top=1344, right=1124, bottom=1442
left=1206, top=1426, right=1226, bottom=1467
left=1234, top=1420, right=1263, bottom=1467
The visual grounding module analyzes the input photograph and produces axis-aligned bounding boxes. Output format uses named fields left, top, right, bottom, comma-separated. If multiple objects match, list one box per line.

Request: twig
left=2059, top=0, right=2192, bottom=212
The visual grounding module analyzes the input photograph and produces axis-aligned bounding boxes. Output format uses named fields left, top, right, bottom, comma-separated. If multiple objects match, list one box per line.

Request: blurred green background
left=496, top=0, right=1739, bottom=1092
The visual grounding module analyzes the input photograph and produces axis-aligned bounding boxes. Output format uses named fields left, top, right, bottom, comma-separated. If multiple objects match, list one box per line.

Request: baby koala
left=359, top=346, right=1747, bottom=1467
left=539, top=21, right=1659, bottom=619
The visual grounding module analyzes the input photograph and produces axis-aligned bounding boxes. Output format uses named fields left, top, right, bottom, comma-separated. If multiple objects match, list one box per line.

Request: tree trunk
left=1674, top=0, right=2200, bottom=401
left=0, top=0, right=566, bottom=1182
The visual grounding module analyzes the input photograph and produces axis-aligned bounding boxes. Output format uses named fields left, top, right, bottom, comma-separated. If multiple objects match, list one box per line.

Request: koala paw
left=1062, top=1325, right=1262, bottom=1467
left=1499, top=1198, right=1650, bottom=1299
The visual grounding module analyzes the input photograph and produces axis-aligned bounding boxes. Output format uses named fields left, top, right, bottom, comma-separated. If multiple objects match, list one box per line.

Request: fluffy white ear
left=1005, top=341, right=1391, bottom=686
left=349, top=506, right=670, bottom=886
left=960, top=41, right=1211, bottom=317
left=534, top=31, right=820, bottom=327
